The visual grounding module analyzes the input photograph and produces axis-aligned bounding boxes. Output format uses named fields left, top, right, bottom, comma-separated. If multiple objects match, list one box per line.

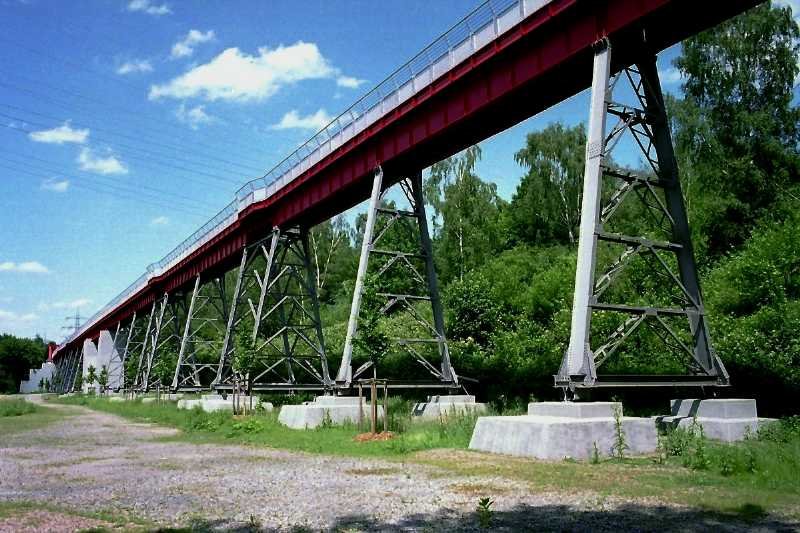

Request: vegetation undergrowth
left=0, top=398, right=74, bottom=437
left=53, top=395, right=482, bottom=458
left=0, top=398, right=38, bottom=417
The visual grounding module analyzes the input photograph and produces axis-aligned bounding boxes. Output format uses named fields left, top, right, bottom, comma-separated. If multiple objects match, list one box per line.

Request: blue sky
left=0, top=0, right=794, bottom=341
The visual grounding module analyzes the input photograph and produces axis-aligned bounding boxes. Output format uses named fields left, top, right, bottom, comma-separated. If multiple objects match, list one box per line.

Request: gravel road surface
left=0, top=401, right=796, bottom=531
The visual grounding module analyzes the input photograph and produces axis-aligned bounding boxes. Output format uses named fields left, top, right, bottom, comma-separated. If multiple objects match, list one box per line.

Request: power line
left=1, top=117, right=246, bottom=187
left=0, top=149, right=219, bottom=212
left=0, top=161, right=211, bottom=218
left=0, top=102, right=264, bottom=175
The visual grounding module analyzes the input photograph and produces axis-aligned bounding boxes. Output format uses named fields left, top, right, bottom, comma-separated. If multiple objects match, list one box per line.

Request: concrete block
left=528, top=401, right=621, bottom=419
left=670, top=398, right=757, bottom=419
left=412, top=394, right=487, bottom=419
left=658, top=398, right=763, bottom=443
left=469, top=402, right=657, bottom=460
left=108, top=397, right=125, bottom=402
left=278, top=395, right=382, bottom=429
left=176, top=395, right=272, bottom=413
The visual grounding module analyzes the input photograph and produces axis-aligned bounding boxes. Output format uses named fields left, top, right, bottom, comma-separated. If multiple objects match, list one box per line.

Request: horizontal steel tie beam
left=596, top=231, right=682, bottom=251
left=589, top=302, right=690, bottom=316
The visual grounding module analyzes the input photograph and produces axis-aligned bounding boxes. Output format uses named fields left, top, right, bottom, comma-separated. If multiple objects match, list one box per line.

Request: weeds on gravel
left=476, top=497, right=494, bottom=529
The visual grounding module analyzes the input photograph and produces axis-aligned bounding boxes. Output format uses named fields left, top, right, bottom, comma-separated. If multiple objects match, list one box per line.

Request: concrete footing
left=176, top=394, right=272, bottom=413
left=412, top=394, right=487, bottom=419
left=469, top=402, right=657, bottom=460
left=657, top=399, right=769, bottom=442
left=278, top=396, right=382, bottom=429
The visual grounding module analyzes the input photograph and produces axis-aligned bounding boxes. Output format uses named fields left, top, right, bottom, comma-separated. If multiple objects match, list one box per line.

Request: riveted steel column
left=338, top=167, right=384, bottom=385
left=562, top=41, right=611, bottom=381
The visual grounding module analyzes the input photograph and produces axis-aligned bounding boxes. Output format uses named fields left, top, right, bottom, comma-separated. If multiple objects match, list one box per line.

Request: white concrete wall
left=18, top=362, right=55, bottom=393
left=97, top=330, right=123, bottom=390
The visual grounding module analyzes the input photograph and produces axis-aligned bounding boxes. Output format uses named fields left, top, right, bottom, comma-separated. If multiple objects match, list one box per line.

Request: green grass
left=53, top=394, right=480, bottom=457
left=52, top=395, right=800, bottom=519
left=0, top=398, right=38, bottom=417
left=0, top=398, right=74, bottom=437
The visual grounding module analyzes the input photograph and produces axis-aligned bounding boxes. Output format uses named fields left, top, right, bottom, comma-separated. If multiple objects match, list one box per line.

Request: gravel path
left=0, top=401, right=797, bottom=532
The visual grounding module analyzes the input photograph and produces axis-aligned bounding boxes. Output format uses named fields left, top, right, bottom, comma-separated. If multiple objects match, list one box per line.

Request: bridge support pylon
left=336, top=168, right=457, bottom=389
left=171, top=274, right=231, bottom=392
left=556, top=40, right=729, bottom=393
left=213, top=226, right=332, bottom=392
left=135, top=294, right=183, bottom=392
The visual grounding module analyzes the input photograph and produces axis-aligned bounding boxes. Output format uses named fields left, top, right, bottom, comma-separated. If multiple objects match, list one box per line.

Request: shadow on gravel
left=156, top=502, right=797, bottom=532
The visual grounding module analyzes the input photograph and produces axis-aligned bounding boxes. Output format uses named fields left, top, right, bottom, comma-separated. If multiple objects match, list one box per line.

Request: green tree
left=0, top=334, right=47, bottom=393
left=425, top=146, right=505, bottom=281
left=86, top=364, right=97, bottom=392
left=510, top=123, right=586, bottom=246
left=98, top=365, right=109, bottom=394
left=670, top=2, right=800, bottom=257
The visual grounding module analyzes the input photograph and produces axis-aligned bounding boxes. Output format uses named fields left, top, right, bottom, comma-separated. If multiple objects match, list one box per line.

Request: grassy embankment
left=0, top=397, right=74, bottom=436
left=52, top=395, right=800, bottom=519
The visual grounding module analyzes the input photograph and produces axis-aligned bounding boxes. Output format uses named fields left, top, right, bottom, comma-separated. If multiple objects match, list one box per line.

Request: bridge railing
left=61, top=0, right=552, bottom=349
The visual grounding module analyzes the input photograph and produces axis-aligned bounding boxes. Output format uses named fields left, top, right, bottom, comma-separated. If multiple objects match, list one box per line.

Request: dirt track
left=0, top=401, right=796, bottom=531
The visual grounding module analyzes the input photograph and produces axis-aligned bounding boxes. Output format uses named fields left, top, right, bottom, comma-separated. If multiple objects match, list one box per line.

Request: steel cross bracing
left=134, top=293, right=184, bottom=392
left=171, top=275, right=231, bottom=392
left=337, top=168, right=457, bottom=389
left=213, top=227, right=332, bottom=391
left=557, top=41, right=729, bottom=391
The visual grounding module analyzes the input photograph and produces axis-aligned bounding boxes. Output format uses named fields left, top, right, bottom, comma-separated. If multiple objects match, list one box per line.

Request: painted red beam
left=57, top=0, right=762, bottom=359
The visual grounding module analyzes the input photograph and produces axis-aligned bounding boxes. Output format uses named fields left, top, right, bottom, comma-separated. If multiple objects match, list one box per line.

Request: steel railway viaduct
left=51, top=0, right=762, bottom=398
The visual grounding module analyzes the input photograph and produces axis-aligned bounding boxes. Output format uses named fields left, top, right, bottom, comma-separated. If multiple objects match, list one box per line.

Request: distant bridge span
left=54, top=0, right=761, bottom=393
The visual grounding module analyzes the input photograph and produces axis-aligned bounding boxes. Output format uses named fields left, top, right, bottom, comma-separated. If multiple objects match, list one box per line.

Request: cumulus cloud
left=336, top=75, right=367, bottom=89
left=149, top=42, right=338, bottom=102
left=150, top=215, right=169, bottom=226
left=175, top=103, right=213, bottom=129
left=40, top=178, right=70, bottom=193
left=127, top=0, right=171, bottom=16
left=38, top=298, right=91, bottom=312
left=28, top=121, right=89, bottom=145
left=171, top=29, right=215, bottom=59
left=0, top=261, right=50, bottom=274
left=77, top=148, right=128, bottom=175
left=271, top=109, right=333, bottom=132
left=117, top=59, right=153, bottom=75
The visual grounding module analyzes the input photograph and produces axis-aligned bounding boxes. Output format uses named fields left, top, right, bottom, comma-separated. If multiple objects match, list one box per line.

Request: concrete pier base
left=657, top=399, right=768, bottom=442
left=469, top=402, right=657, bottom=460
left=412, top=395, right=487, bottom=419
left=278, top=396, right=382, bottom=429
left=176, top=394, right=272, bottom=413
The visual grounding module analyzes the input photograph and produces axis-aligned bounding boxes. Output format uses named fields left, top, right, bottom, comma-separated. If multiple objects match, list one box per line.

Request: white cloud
left=271, top=109, right=333, bottom=131
left=28, top=121, right=89, bottom=145
left=38, top=298, right=92, bottom=312
left=336, top=75, right=366, bottom=89
left=77, top=147, right=128, bottom=175
left=0, top=309, right=38, bottom=322
left=150, top=215, right=169, bottom=226
left=659, top=67, right=683, bottom=85
left=40, top=178, right=70, bottom=193
left=0, top=261, right=50, bottom=274
left=117, top=59, right=153, bottom=75
left=149, top=41, right=338, bottom=102
left=171, top=29, right=215, bottom=59
left=175, top=103, right=213, bottom=129
left=127, top=0, right=171, bottom=16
